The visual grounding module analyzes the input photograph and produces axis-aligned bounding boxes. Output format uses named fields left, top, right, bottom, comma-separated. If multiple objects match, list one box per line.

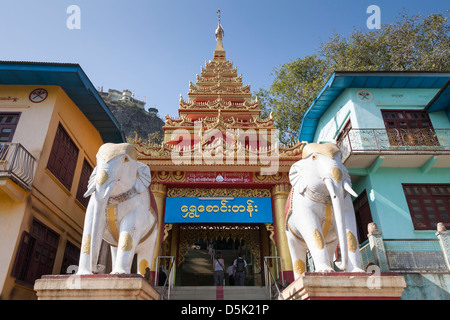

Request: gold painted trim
left=167, top=188, right=270, bottom=198
left=331, top=167, right=343, bottom=183
left=139, top=219, right=157, bottom=244
left=139, top=259, right=150, bottom=275
left=119, top=232, right=134, bottom=251
left=294, top=259, right=306, bottom=275
left=322, top=204, right=332, bottom=238
left=347, top=231, right=358, bottom=253
left=98, top=143, right=137, bottom=162
left=312, top=229, right=325, bottom=250
left=82, top=235, right=91, bottom=254
left=107, top=205, right=120, bottom=242
left=288, top=224, right=305, bottom=243
left=302, top=142, right=340, bottom=159
left=96, top=170, right=109, bottom=186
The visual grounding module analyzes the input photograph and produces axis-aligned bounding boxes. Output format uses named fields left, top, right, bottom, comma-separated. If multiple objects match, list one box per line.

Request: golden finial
left=215, top=9, right=224, bottom=40
left=214, top=9, right=225, bottom=59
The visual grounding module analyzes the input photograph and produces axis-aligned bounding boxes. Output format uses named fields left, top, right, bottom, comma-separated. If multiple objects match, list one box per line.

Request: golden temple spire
left=214, top=9, right=225, bottom=59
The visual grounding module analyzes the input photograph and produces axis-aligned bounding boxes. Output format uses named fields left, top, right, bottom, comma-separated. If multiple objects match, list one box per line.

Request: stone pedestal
left=280, top=272, right=406, bottom=300
left=34, top=274, right=160, bottom=300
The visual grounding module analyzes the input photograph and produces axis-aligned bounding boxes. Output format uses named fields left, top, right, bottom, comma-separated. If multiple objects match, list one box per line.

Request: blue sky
left=1, top=1, right=448, bottom=118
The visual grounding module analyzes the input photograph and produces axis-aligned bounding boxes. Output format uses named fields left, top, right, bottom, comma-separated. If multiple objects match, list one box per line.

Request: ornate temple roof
left=135, top=11, right=304, bottom=174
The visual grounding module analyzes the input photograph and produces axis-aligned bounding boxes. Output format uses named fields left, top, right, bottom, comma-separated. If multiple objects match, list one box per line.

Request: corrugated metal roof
left=0, top=61, right=125, bottom=143
left=298, top=71, right=450, bottom=143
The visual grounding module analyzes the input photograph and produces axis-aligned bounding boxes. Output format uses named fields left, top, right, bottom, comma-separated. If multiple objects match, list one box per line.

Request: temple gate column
left=272, top=184, right=293, bottom=282
left=150, top=183, right=167, bottom=272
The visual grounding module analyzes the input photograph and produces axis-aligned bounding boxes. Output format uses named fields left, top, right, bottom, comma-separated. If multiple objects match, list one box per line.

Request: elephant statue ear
left=84, top=166, right=97, bottom=198
left=289, top=162, right=306, bottom=194
left=135, top=162, right=151, bottom=193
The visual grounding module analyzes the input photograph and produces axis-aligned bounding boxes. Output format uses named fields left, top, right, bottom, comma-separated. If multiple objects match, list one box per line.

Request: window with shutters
left=76, top=159, right=93, bottom=208
left=381, top=110, right=439, bottom=147
left=403, top=184, right=450, bottom=230
left=336, top=119, right=352, bottom=146
left=47, top=123, right=79, bottom=191
left=60, top=241, right=80, bottom=274
left=12, top=219, right=60, bottom=285
left=0, top=112, right=21, bottom=142
left=353, top=190, right=373, bottom=243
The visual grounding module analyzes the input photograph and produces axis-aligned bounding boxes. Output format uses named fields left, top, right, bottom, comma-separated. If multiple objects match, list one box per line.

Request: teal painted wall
left=401, top=273, right=450, bottom=300
left=352, top=167, right=450, bottom=239
left=311, top=86, right=449, bottom=240
left=313, top=87, right=443, bottom=144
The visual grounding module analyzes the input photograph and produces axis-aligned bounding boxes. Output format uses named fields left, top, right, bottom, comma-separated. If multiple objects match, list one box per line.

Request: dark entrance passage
left=175, top=225, right=263, bottom=286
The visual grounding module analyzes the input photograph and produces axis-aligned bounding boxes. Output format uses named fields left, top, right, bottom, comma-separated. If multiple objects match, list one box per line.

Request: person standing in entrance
left=233, top=253, right=248, bottom=286
left=213, top=251, right=225, bottom=286
left=226, top=264, right=234, bottom=286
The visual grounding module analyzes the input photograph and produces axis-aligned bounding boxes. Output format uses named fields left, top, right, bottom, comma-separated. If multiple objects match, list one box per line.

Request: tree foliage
left=256, top=11, right=450, bottom=145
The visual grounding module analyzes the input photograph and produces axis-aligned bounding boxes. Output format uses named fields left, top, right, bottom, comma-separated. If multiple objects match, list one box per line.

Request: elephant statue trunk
left=89, top=163, right=120, bottom=273
left=86, top=192, right=108, bottom=273
left=324, top=177, right=348, bottom=271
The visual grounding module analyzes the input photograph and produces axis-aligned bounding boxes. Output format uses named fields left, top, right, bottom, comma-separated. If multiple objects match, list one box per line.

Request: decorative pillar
left=436, top=222, right=450, bottom=271
left=367, top=222, right=389, bottom=272
left=272, top=184, right=293, bottom=282
left=150, top=183, right=167, bottom=271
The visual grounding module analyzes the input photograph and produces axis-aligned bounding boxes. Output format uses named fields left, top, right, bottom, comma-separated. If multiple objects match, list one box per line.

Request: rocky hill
left=105, top=101, right=164, bottom=143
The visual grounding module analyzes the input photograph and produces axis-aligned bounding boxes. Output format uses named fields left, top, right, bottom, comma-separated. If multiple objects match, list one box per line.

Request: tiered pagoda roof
left=135, top=12, right=303, bottom=180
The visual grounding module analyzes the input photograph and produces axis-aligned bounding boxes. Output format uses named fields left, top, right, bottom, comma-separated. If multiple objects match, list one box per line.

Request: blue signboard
left=164, top=197, right=273, bottom=223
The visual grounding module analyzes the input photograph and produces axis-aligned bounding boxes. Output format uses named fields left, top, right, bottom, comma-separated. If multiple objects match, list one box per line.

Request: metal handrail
left=157, top=256, right=175, bottom=300
left=338, top=128, right=450, bottom=159
left=263, top=256, right=283, bottom=300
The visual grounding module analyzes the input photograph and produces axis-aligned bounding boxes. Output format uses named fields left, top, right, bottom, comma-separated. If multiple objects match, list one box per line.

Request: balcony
left=0, top=143, right=36, bottom=191
left=338, top=129, right=450, bottom=170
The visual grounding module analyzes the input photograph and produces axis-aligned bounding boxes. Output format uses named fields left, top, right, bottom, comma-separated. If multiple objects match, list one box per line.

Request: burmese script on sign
left=165, top=197, right=273, bottom=223
left=182, top=199, right=257, bottom=219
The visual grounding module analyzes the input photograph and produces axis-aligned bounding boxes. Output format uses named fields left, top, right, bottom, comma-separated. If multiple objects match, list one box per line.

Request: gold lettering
left=220, top=199, right=228, bottom=212
left=246, top=200, right=255, bottom=218
left=181, top=205, right=199, bottom=219
left=179, top=198, right=262, bottom=219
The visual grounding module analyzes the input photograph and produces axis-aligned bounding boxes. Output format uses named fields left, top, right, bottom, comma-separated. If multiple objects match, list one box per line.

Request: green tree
left=256, top=11, right=450, bottom=145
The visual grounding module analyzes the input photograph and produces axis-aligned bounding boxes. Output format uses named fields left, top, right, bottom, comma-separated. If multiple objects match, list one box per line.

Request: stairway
left=169, top=286, right=269, bottom=300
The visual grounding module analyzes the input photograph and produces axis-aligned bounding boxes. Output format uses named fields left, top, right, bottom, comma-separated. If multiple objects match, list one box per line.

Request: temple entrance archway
left=175, top=225, right=264, bottom=286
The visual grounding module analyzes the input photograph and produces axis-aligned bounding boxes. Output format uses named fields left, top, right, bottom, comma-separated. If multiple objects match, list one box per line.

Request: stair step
left=169, top=286, right=269, bottom=300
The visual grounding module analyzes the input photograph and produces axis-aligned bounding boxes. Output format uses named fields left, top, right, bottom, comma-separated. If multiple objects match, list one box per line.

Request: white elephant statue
left=77, top=143, right=158, bottom=275
left=285, top=142, right=364, bottom=279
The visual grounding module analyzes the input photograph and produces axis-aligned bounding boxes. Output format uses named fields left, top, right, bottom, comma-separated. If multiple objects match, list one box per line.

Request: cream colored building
left=0, top=62, right=124, bottom=299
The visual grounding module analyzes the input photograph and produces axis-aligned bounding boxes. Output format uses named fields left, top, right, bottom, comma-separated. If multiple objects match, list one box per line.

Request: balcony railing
left=338, top=128, right=450, bottom=161
left=0, top=143, right=36, bottom=190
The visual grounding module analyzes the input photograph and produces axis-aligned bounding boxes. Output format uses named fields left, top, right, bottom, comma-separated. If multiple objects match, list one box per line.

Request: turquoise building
left=298, top=72, right=450, bottom=299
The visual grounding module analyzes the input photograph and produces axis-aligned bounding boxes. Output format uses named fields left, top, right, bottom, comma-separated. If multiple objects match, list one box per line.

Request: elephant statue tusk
left=103, top=181, right=116, bottom=199
left=323, top=178, right=337, bottom=199
left=344, top=181, right=358, bottom=198
left=84, top=184, right=96, bottom=198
